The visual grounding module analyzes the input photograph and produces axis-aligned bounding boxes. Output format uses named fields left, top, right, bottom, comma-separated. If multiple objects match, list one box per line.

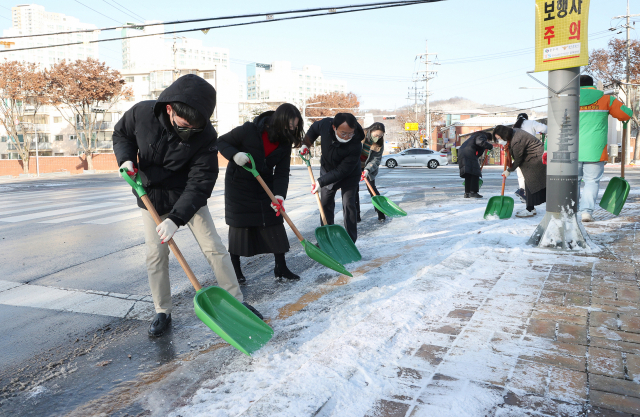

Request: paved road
left=1, top=164, right=638, bottom=415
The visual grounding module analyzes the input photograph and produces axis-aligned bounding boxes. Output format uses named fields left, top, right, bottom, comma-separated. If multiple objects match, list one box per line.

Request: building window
left=202, top=72, right=213, bottom=79
left=55, top=135, right=63, bottom=141
left=54, top=116, right=62, bottom=123
left=54, top=152, right=64, bottom=156
left=69, top=135, right=77, bottom=140
left=124, top=76, right=134, bottom=83
left=0, top=136, right=6, bottom=142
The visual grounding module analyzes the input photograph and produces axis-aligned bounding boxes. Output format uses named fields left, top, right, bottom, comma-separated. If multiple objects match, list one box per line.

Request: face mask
left=171, top=112, right=203, bottom=141
left=498, top=139, right=507, bottom=146
left=336, top=136, right=351, bottom=143
left=371, top=136, right=382, bottom=143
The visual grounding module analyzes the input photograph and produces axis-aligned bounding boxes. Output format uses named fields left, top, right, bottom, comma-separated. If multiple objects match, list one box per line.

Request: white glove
left=311, top=179, right=321, bottom=194
left=300, top=145, right=309, bottom=156
left=119, top=161, right=134, bottom=178
left=233, top=152, right=250, bottom=166
left=502, top=170, right=511, bottom=178
left=271, top=195, right=285, bottom=215
left=156, top=218, right=178, bottom=243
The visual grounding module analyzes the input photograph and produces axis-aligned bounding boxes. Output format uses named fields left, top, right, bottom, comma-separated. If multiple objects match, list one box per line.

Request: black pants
left=355, top=178, right=385, bottom=219
left=463, top=174, right=480, bottom=193
left=320, top=184, right=358, bottom=243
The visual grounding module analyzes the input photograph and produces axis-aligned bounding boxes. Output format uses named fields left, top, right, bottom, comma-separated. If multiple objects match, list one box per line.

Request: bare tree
left=48, top=58, right=132, bottom=170
left=0, top=61, right=50, bottom=173
left=305, top=92, right=360, bottom=121
left=587, top=38, right=640, bottom=161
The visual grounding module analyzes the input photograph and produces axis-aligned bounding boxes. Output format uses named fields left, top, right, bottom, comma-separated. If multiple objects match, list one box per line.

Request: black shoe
left=378, top=213, right=386, bottom=222
left=274, top=264, right=301, bottom=280
left=236, top=274, right=247, bottom=286
left=468, top=192, right=483, bottom=198
left=148, top=313, right=171, bottom=337
left=242, top=302, right=264, bottom=320
left=357, top=214, right=362, bottom=223
left=464, top=193, right=470, bottom=198
left=514, top=188, right=526, bottom=204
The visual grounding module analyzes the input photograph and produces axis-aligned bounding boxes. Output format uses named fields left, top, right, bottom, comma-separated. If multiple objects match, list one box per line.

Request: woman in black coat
left=493, top=125, right=546, bottom=218
left=218, top=104, right=303, bottom=284
left=457, top=131, right=493, bottom=198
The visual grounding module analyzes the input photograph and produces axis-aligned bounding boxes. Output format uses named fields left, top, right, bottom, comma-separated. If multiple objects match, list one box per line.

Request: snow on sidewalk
left=161, top=195, right=640, bottom=417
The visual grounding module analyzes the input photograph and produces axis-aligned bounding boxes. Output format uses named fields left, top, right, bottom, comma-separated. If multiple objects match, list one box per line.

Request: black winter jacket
left=507, top=128, right=547, bottom=194
left=307, top=118, right=363, bottom=190
left=458, top=132, right=493, bottom=178
left=112, top=74, right=218, bottom=226
left=218, top=111, right=291, bottom=228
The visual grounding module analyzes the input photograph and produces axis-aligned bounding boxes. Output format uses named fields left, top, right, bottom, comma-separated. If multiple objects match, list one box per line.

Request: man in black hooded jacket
left=112, top=74, right=262, bottom=336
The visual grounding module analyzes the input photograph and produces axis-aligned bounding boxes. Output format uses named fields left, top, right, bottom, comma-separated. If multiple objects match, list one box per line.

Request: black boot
left=468, top=192, right=483, bottom=198
left=357, top=213, right=362, bottom=223
left=377, top=209, right=386, bottom=222
left=148, top=313, right=171, bottom=337
left=242, top=302, right=264, bottom=320
left=274, top=253, right=300, bottom=280
left=464, top=193, right=470, bottom=198
left=230, top=254, right=246, bottom=285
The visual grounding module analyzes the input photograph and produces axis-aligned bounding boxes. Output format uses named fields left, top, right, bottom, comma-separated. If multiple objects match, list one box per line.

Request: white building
left=122, top=68, right=240, bottom=135
left=122, top=23, right=229, bottom=73
left=2, top=4, right=99, bottom=67
left=246, top=61, right=347, bottom=104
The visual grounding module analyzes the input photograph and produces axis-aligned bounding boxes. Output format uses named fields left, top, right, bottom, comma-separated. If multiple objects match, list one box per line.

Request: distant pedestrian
left=512, top=113, right=547, bottom=203
left=301, top=113, right=363, bottom=243
left=494, top=125, right=546, bottom=217
left=577, top=75, right=632, bottom=222
left=113, top=74, right=262, bottom=337
left=356, top=122, right=386, bottom=222
left=457, top=131, right=493, bottom=198
left=218, top=104, right=303, bottom=284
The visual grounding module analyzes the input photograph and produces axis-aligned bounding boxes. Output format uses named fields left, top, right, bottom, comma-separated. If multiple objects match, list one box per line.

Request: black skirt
left=525, top=186, right=546, bottom=208
left=228, top=223, right=290, bottom=257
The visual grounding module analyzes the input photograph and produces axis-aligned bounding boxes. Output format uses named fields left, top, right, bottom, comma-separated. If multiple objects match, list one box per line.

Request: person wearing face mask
left=493, top=125, right=546, bottom=218
left=512, top=113, right=547, bottom=203
left=457, top=131, right=494, bottom=198
left=217, top=104, right=304, bottom=284
left=301, top=113, right=364, bottom=243
left=355, top=122, right=386, bottom=222
left=113, top=74, right=262, bottom=337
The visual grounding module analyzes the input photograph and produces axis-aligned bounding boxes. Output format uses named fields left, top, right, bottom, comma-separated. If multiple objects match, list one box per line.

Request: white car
left=382, top=148, right=448, bottom=169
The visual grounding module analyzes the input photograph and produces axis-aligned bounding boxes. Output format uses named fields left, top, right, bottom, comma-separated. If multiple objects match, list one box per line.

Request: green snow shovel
left=484, top=149, right=514, bottom=219
left=300, top=152, right=362, bottom=265
left=463, top=150, right=487, bottom=189
left=363, top=176, right=407, bottom=218
left=120, top=168, right=273, bottom=356
left=240, top=154, right=352, bottom=277
left=599, top=121, right=631, bottom=216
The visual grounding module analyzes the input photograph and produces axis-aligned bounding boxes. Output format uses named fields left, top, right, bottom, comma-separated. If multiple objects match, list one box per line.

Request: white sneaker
left=581, top=212, right=594, bottom=222
left=516, top=208, right=536, bottom=218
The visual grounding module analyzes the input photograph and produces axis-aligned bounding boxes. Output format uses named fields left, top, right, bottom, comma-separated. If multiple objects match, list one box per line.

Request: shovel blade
left=371, top=195, right=407, bottom=218
left=193, top=286, right=273, bottom=356
left=315, top=225, right=362, bottom=264
left=484, top=196, right=515, bottom=219
left=599, top=177, right=630, bottom=216
left=301, top=239, right=352, bottom=276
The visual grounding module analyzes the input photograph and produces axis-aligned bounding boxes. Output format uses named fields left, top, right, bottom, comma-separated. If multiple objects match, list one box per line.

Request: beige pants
left=141, top=206, right=243, bottom=314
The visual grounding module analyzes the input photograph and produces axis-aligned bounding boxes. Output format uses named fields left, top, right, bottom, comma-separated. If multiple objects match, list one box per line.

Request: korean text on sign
left=535, top=0, right=590, bottom=72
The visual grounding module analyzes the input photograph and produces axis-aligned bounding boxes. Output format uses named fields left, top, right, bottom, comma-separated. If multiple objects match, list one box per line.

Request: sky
left=0, top=0, right=635, bottom=111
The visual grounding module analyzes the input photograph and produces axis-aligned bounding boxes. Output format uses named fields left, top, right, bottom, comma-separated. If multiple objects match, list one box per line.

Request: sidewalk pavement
left=365, top=204, right=640, bottom=417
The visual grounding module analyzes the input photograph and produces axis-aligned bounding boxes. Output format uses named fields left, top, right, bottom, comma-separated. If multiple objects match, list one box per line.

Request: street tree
left=305, top=92, right=360, bottom=121
left=587, top=38, right=640, bottom=161
left=0, top=61, right=51, bottom=173
left=48, top=58, right=132, bottom=170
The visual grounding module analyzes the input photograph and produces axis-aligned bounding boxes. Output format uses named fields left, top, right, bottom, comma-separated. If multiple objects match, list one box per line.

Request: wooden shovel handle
left=140, top=195, right=202, bottom=291
left=305, top=164, right=328, bottom=226
left=254, top=175, right=306, bottom=243
left=622, top=122, right=627, bottom=179
left=501, top=147, right=510, bottom=197
left=364, top=177, right=378, bottom=196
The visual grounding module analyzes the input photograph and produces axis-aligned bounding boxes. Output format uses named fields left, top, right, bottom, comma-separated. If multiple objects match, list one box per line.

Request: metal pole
left=529, top=66, right=589, bottom=249
left=425, top=40, right=430, bottom=149
left=625, top=0, right=631, bottom=165
left=34, top=123, right=39, bottom=177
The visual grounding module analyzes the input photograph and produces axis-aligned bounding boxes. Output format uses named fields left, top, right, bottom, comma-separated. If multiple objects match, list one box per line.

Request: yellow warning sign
left=404, top=123, right=419, bottom=131
left=535, top=0, right=590, bottom=72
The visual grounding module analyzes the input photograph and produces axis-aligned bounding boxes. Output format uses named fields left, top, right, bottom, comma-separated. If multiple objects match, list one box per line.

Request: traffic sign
left=405, top=123, right=419, bottom=131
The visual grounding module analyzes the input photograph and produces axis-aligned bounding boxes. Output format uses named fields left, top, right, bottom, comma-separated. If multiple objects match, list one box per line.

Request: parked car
left=382, top=148, right=448, bottom=169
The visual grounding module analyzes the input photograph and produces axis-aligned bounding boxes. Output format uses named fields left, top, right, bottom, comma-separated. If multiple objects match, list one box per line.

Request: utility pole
left=612, top=1, right=640, bottom=164
left=416, top=41, right=438, bottom=149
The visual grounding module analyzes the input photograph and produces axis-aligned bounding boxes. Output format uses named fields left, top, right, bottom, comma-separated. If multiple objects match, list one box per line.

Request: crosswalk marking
left=0, top=201, right=85, bottom=217
left=83, top=209, right=142, bottom=224
left=40, top=205, right=139, bottom=224
left=81, top=191, right=132, bottom=200
left=0, top=280, right=152, bottom=319
left=0, top=201, right=52, bottom=210
left=0, top=202, right=120, bottom=223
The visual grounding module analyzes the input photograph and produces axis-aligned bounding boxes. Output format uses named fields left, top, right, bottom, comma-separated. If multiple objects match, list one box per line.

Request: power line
left=0, top=0, right=439, bottom=41
left=0, top=1, right=442, bottom=54
left=101, top=0, right=142, bottom=22
left=73, top=0, right=122, bottom=25
left=109, top=0, right=146, bottom=21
